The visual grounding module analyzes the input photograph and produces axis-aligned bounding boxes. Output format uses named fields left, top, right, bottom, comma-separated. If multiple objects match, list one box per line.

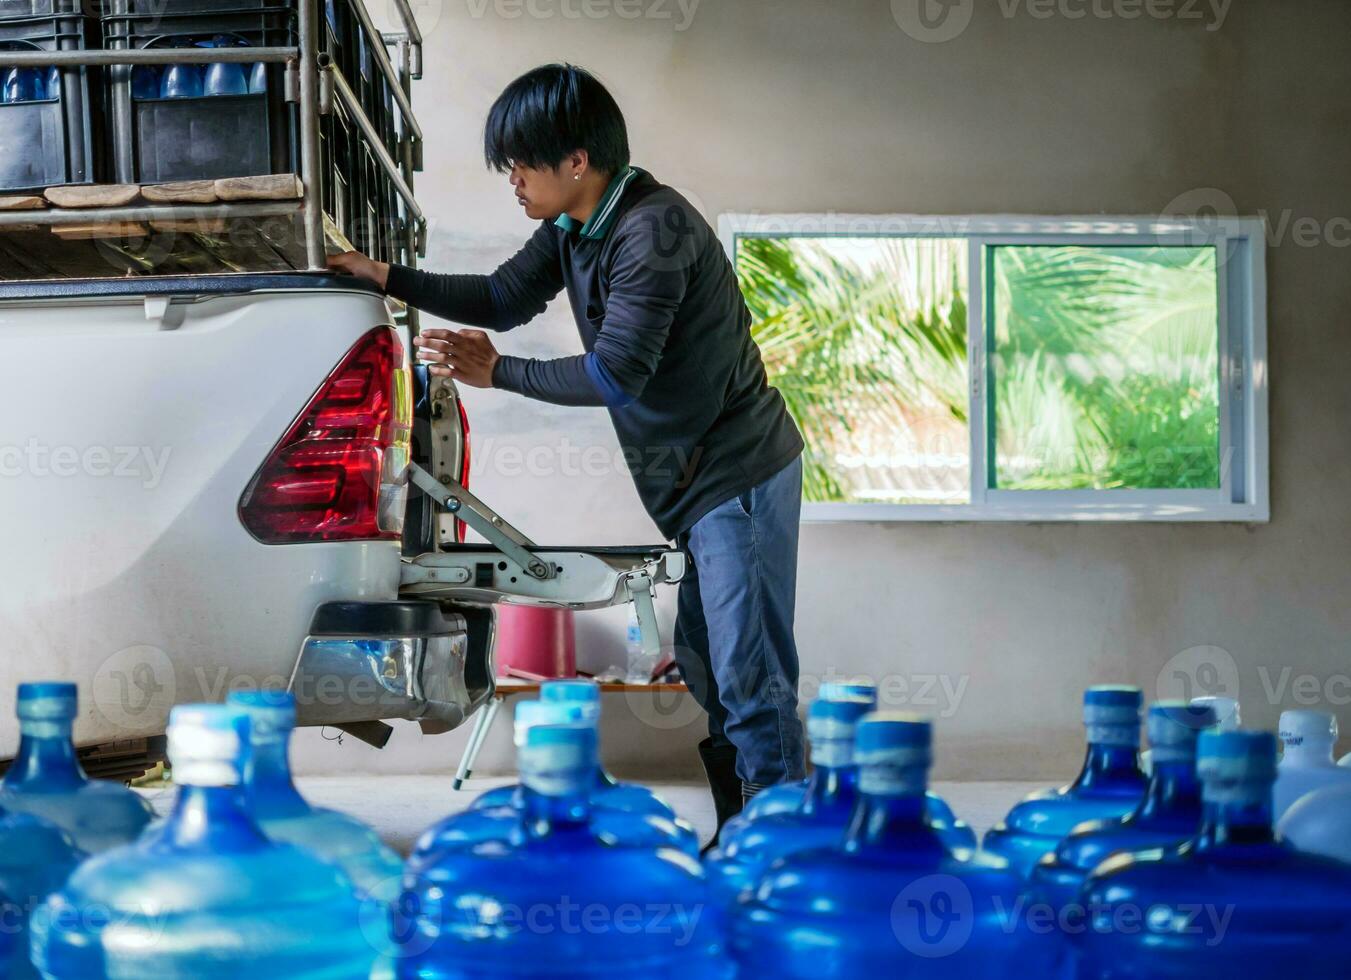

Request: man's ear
left=568, top=149, right=590, bottom=178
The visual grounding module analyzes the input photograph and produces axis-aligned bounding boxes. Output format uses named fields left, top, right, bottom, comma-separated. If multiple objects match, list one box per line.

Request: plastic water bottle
left=736, top=681, right=972, bottom=844
left=160, top=55, right=203, bottom=99
left=45, top=66, right=58, bottom=101
left=131, top=65, right=162, bottom=99
left=984, top=686, right=1147, bottom=876
left=705, top=695, right=874, bottom=905
left=1278, top=780, right=1351, bottom=864
left=1029, top=701, right=1215, bottom=912
left=1142, top=694, right=1238, bottom=773
left=0, top=682, right=154, bottom=853
left=1073, top=730, right=1351, bottom=977
left=1272, top=708, right=1351, bottom=819
left=203, top=36, right=248, bottom=97
left=248, top=61, right=267, bottom=93
left=2, top=67, right=43, bottom=104
left=31, top=704, right=378, bottom=979
left=227, top=689, right=402, bottom=900
left=730, top=713, right=1043, bottom=977
left=0, top=802, right=84, bottom=979
left=396, top=722, right=730, bottom=977
left=410, top=699, right=698, bottom=861
left=625, top=607, right=658, bottom=683
left=472, top=679, right=685, bottom=821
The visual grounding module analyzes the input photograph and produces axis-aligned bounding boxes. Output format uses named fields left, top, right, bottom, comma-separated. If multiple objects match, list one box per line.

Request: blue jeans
left=673, top=456, right=806, bottom=788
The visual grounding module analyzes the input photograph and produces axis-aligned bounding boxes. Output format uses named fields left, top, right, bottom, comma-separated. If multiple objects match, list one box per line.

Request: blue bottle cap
left=540, top=679, right=600, bottom=703
left=1083, top=686, right=1142, bottom=741
left=1197, top=730, right=1278, bottom=803
left=807, top=696, right=873, bottom=767
left=514, top=700, right=593, bottom=744
left=517, top=723, right=597, bottom=796
left=227, top=689, right=297, bottom=738
left=16, top=682, right=77, bottom=720
left=854, top=713, right=931, bottom=796
left=1084, top=685, right=1143, bottom=707
left=1147, top=701, right=1217, bottom=760
left=817, top=682, right=878, bottom=707
left=168, top=704, right=250, bottom=786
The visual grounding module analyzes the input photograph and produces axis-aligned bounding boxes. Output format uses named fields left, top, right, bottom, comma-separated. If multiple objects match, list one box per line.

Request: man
left=329, top=63, right=804, bottom=843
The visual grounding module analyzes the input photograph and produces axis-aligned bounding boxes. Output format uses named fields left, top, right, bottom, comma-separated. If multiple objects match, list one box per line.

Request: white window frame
left=719, top=213, right=1269, bottom=523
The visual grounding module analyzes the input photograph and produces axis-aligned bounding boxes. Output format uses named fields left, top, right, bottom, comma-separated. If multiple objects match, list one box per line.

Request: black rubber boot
left=698, top=737, right=743, bottom=855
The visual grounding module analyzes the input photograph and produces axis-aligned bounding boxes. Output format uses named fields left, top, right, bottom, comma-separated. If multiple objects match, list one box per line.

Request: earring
left=574, top=174, right=581, bottom=180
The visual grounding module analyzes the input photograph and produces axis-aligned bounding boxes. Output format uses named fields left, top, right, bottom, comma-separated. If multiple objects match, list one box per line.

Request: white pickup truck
left=0, top=271, right=683, bottom=777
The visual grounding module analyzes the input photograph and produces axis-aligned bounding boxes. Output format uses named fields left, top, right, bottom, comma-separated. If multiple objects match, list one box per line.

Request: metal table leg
left=452, top=695, right=503, bottom=790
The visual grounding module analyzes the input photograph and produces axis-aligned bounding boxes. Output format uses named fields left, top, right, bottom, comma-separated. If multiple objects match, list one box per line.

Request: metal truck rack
left=0, top=0, right=424, bottom=278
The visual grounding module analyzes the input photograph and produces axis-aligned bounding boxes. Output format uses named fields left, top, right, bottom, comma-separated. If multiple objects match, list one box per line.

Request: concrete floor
left=141, top=777, right=1045, bottom=854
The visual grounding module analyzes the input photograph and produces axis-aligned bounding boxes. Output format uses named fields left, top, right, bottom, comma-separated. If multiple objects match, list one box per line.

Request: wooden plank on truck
left=44, top=185, right=141, bottom=209
left=141, top=180, right=219, bottom=205
left=214, top=174, right=304, bottom=201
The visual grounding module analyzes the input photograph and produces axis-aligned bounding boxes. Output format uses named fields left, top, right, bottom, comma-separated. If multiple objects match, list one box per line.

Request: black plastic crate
left=0, top=0, right=99, bottom=190
left=101, top=0, right=301, bottom=183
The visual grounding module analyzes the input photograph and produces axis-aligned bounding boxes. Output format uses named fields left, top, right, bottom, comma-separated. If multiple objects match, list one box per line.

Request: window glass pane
left=990, top=245, right=1220, bottom=490
left=736, top=236, right=969, bottom=504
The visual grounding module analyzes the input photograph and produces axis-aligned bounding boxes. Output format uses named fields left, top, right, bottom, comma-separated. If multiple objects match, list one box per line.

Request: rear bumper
left=289, top=600, right=495, bottom=731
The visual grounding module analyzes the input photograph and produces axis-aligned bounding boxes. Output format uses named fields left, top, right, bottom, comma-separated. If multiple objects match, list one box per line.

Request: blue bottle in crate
left=2, top=66, right=43, bottom=104
left=1028, top=701, right=1214, bottom=913
left=730, top=713, right=1042, bottom=978
left=1073, top=730, right=1351, bottom=978
left=160, top=51, right=203, bottom=100
left=984, top=685, right=1146, bottom=876
left=31, top=704, right=378, bottom=980
left=131, top=65, right=161, bottom=100
left=733, top=681, right=973, bottom=846
left=409, top=699, right=698, bottom=863
left=0, top=682, right=154, bottom=853
left=472, top=679, right=683, bottom=822
left=248, top=61, right=267, bottom=93
left=227, top=689, right=403, bottom=901
left=705, top=695, right=874, bottom=905
left=203, top=36, right=248, bottom=97
left=395, top=722, right=729, bottom=979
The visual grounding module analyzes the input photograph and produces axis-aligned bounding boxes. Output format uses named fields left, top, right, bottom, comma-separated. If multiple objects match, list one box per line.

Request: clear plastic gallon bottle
left=735, top=681, right=971, bottom=844
left=704, top=695, right=875, bottom=905
left=1272, top=708, right=1351, bottom=819
left=1029, top=701, right=1215, bottom=911
left=395, top=722, right=730, bottom=979
left=410, top=699, right=698, bottom=863
left=1277, top=780, right=1351, bottom=864
left=0, top=682, right=154, bottom=853
left=984, top=686, right=1147, bottom=876
left=1073, top=730, right=1351, bottom=978
left=31, top=704, right=378, bottom=979
left=473, top=679, right=684, bottom=821
left=228, top=689, right=403, bottom=900
left=730, top=713, right=1041, bottom=978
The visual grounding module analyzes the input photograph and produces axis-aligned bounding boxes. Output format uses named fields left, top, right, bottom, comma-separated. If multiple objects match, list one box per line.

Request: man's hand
left=414, top=328, right=500, bottom=388
left=326, top=250, right=390, bottom=290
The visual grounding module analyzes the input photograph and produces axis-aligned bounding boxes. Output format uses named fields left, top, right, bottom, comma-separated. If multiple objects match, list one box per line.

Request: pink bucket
left=494, top=604, right=577, bottom=679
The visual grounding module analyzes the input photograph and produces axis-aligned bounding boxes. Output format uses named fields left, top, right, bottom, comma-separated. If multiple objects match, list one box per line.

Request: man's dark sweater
left=384, top=168, right=802, bottom=538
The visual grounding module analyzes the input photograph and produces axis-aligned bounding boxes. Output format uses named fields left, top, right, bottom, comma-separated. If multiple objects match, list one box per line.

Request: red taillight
left=455, top=397, right=471, bottom=543
left=240, top=327, right=413, bottom=543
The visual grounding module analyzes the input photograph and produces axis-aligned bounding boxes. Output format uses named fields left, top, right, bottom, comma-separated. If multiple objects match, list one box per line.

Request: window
left=721, top=214, right=1267, bottom=522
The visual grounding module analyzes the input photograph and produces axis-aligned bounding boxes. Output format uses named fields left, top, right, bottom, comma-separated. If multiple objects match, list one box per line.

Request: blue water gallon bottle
left=731, top=713, right=1043, bottom=978
left=734, top=681, right=973, bottom=845
left=0, top=800, right=84, bottom=979
left=984, top=685, right=1146, bottom=876
left=1074, top=730, right=1351, bottom=978
left=409, top=698, right=698, bottom=863
left=227, top=689, right=402, bottom=901
left=45, top=66, right=59, bottom=100
left=473, top=679, right=687, bottom=822
left=2, top=67, right=43, bottom=103
left=396, top=722, right=730, bottom=977
left=160, top=47, right=203, bottom=100
left=203, top=35, right=248, bottom=97
left=131, top=64, right=162, bottom=99
left=0, top=682, right=154, bottom=853
left=30, top=704, right=378, bottom=979
left=248, top=60, right=267, bottom=93
left=705, top=695, right=875, bottom=905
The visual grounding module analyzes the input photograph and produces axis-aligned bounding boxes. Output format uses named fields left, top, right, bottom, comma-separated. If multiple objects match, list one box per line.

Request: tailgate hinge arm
left=406, top=463, right=555, bottom=580
left=624, top=571, right=662, bottom=665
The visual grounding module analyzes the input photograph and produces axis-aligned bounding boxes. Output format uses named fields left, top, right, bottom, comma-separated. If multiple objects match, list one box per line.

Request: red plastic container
left=494, top=604, right=576, bottom=679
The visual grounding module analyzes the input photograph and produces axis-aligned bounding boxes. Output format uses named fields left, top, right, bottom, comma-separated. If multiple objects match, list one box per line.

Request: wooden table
left=452, top=678, right=689, bottom=789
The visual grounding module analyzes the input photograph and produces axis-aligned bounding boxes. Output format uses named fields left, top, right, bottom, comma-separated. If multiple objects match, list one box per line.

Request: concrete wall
left=295, top=0, right=1351, bottom=781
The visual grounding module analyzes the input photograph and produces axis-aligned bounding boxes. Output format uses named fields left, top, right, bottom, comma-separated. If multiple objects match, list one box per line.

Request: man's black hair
left=484, top=64, right=630, bottom=177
